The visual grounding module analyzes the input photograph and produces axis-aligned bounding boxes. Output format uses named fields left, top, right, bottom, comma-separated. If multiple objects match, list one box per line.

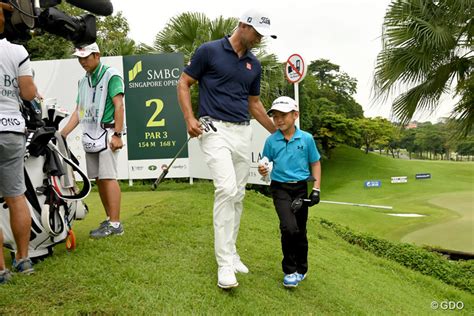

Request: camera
left=0, top=0, right=113, bottom=46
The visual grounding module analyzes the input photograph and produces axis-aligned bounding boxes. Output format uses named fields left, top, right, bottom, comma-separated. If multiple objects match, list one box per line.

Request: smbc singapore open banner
left=123, top=53, right=188, bottom=179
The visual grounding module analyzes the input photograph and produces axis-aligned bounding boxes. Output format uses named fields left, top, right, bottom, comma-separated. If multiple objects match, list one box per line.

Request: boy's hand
left=258, top=156, right=271, bottom=183
left=258, top=164, right=268, bottom=176
left=308, top=189, right=320, bottom=206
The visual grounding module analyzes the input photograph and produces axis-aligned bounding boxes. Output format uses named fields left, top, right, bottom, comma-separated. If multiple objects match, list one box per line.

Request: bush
left=319, top=218, right=473, bottom=293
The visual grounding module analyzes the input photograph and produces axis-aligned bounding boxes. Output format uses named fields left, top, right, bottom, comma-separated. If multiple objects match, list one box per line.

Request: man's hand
left=308, top=189, right=320, bottom=206
left=110, top=134, right=123, bottom=151
left=186, top=117, right=203, bottom=138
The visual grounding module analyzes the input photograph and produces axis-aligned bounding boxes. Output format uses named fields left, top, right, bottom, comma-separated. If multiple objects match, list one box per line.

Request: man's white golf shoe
left=233, top=256, right=249, bottom=274
left=217, top=266, right=238, bottom=289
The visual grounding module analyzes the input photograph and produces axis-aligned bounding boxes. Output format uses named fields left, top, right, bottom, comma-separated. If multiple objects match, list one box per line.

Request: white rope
left=320, top=200, right=393, bottom=210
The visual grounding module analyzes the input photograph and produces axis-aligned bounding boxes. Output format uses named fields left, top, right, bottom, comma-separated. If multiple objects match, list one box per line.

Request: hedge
left=319, top=218, right=473, bottom=293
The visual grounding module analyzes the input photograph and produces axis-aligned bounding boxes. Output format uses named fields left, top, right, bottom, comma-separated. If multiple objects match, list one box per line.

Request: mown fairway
left=319, top=146, right=473, bottom=252
left=402, top=192, right=473, bottom=252
left=1, top=184, right=473, bottom=314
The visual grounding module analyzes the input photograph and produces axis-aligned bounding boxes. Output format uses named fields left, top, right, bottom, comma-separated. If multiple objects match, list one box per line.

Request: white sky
left=110, top=0, right=454, bottom=122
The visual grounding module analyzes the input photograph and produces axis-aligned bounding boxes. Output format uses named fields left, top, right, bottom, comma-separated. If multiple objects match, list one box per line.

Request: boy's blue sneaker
left=0, top=269, right=13, bottom=284
left=283, top=273, right=298, bottom=288
left=296, top=272, right=306, bottom=282
left=12, top=258, right=35, bottom=275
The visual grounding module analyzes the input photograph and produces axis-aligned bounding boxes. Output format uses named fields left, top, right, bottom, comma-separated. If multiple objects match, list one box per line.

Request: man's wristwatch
left=113, top=131, right=122, bottom=138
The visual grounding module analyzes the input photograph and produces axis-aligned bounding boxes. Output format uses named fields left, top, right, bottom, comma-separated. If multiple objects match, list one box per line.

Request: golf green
left=401, top=191, right=474, bottom=252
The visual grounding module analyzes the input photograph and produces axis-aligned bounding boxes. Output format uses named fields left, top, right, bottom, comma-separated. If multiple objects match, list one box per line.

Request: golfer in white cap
left=177, top=10, right=277, bottom=289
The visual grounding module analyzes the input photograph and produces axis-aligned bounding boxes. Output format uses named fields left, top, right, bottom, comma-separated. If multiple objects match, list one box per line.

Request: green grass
left=402, top=192, right=474, bottom=252
left=318, top=146, right=473, bottom=250
left=1, top=182, right=473, bottom=314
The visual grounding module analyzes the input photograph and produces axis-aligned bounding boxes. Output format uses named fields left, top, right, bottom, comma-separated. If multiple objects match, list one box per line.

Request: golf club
left=291, top=198, right=311, bottom=213
left=151, top=136, right=191, bottom=190
left=151, top=118, right=217, bottom=190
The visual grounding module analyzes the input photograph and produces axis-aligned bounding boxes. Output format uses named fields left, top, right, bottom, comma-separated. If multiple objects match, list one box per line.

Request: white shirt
left=0, top=39, right=32, bottom=132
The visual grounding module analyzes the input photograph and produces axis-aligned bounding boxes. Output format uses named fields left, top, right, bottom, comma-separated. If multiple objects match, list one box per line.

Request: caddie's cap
left=72, top=42, right=100, bottom=58
left=267, top=96, right=298, bottom=115
left=240, top=9, right=277, bottom=39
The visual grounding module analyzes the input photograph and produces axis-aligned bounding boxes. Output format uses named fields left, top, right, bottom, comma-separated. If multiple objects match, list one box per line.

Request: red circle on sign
left=285, top=54, right=305, bottom=83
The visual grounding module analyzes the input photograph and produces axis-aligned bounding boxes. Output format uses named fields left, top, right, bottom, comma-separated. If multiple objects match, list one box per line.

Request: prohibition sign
left=285, top=53, right=306, bottom=83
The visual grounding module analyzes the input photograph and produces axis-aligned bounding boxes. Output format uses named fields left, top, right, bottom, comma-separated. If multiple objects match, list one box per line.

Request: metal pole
left=294, top=82, right=300, bottom=128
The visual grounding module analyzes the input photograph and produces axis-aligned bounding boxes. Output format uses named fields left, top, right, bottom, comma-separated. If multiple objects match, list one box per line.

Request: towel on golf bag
left=0, top=127, right=91, bottom=260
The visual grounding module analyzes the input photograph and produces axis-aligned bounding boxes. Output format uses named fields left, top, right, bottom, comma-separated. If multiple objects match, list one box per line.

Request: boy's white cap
left=240, top=10, right=277, bottom=39
left=267, top=96, right=298, bottom=115
left=72, top=42, right=100, bottom=57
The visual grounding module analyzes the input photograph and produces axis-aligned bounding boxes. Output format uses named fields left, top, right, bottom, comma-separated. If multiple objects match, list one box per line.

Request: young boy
left=258, top=96, right=321, bottom=288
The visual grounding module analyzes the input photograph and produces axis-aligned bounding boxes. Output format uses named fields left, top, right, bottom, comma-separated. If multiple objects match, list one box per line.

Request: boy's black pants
left=270, top=181, right=309, bottom=275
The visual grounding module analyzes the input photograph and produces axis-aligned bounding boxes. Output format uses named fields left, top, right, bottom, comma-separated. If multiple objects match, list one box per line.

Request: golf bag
left=0, top=101, right=91, bottom=260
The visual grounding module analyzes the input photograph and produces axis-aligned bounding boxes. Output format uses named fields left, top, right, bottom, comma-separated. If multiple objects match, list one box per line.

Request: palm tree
left=96, top=12, right=137, bottom=56
left=257, top=52, right=288, bottom=109
left=150, top=12, right=215, bottom=60
left=97, top=37, right=137, bottom=56
left=374, top=0, right=473, bottom=135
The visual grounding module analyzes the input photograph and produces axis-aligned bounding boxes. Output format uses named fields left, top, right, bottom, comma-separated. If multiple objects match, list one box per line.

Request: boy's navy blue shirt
left=184, top=36, right=261, bottom=122
left=262, top=126, right=320, bottom=182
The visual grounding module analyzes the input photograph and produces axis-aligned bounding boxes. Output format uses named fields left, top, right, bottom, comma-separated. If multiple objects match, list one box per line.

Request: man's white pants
left=200, top=121, right=252, bottom=268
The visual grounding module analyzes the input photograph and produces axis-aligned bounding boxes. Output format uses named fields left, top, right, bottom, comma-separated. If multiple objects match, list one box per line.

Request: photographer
left=0, top=38, right=37, bottom=283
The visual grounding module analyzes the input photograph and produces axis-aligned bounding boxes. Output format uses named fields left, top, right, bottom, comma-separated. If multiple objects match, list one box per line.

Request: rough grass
left=1, top=183, right=473, bottom=314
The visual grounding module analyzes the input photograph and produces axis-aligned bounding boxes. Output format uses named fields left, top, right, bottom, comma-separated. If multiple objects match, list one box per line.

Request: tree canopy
left=25, top=5, right=136, bottom=60
left=374, top=0, right=473, bottom=136
left=28, top=8, right=469, bottom=159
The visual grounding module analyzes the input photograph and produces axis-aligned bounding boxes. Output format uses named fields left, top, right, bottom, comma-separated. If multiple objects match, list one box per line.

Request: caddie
left=61, top=42, right=125, bottom=239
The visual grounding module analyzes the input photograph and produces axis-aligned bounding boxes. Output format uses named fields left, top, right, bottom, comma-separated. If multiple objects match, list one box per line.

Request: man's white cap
left=240, top=10, right=277, bottom=39
left=267, top=96, right=298, bottom=115
left=72, top=42, right=100, bottom=57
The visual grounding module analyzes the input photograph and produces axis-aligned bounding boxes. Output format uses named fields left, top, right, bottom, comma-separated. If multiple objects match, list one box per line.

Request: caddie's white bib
left=77, top=65, right=119, bottom=153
